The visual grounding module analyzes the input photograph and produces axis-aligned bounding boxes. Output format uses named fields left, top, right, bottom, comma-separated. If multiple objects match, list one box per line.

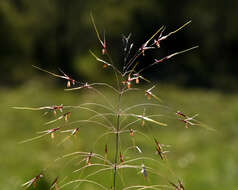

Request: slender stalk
left=113, top=90, right=122, bottom=190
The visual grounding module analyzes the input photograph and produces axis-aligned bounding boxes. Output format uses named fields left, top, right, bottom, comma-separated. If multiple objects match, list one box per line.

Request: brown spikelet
left=127, top=81, right=131, bottom=88
left=142, top=49, right=145, bottom=56
left=86, top=152, right=92, bottom=165
left=155, top=40, right=160, bottom=48
left=105, top=144, right=108, bottom=154
left=145, top=92, right=152, bottom=100
left=67, top=81, right=71, bottom=88
left=53, top=110, right=57, bottom=117
left=129, top=128, right=134, bottom=136
left=64, top=112, right=70, bottom=121
left=141, top=120, right=145, bottom=127
left=102, top=48, right=106, bottom=55
left=51, top=132, right=55, bottom=139
left=120, top=152, right=124, bottom=163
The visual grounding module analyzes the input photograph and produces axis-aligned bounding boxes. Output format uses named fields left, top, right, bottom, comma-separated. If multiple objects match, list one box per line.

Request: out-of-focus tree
left=0, top=0, right=238, bottom=90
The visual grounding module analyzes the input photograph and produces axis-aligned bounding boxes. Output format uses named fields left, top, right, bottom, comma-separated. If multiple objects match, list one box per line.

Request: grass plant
left=13, top=15, right=207, bottom=190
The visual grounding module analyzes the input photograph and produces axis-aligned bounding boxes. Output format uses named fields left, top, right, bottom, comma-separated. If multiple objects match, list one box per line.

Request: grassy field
left=1, top=80, right=238, bottom=190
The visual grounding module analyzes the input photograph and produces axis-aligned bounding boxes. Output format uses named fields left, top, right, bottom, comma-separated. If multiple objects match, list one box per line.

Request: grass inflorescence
left=13, top=14, right=208, bottom=190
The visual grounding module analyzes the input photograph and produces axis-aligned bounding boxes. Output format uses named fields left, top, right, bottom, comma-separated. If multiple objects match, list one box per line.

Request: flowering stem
left=113, top=90, right=122, bottom=190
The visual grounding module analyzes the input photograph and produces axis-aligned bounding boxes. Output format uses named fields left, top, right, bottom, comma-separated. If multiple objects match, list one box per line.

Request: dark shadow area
left=0, top=0, right=237, bottom=91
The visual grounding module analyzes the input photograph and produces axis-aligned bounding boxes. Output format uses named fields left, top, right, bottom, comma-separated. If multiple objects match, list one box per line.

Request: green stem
left=113, top=91, right=122, bottom=190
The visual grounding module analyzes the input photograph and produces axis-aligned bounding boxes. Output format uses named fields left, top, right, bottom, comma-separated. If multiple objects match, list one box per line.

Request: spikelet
left=129, top=128, right=134, bottom=136
left=67, top=81, right=71, bottom=88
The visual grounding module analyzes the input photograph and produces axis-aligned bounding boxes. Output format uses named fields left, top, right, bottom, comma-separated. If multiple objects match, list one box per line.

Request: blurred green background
left=1, top=0, right=238, bottom=90
left=1, top=0, right=238, bottom=190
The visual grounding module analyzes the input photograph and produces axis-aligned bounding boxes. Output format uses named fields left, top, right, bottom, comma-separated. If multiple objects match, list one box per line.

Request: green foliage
left=2, top=82, right=238, bottom=189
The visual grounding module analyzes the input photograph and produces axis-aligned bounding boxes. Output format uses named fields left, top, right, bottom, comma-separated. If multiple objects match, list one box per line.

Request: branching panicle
left=15, top=14, right=209, bottom=190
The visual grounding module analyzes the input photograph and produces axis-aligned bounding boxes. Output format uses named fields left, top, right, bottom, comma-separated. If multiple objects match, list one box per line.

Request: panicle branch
left=16, top=15, right=211, bottom=190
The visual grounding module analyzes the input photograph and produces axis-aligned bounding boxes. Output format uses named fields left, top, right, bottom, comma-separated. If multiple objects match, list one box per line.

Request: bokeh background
left=1, top=0, right=238, bottom=90
left=1, top=0, right=238, bottom=189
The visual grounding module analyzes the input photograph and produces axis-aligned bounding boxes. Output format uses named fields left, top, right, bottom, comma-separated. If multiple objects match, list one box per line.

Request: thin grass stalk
left=113, top=90, right=122, bottom=190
